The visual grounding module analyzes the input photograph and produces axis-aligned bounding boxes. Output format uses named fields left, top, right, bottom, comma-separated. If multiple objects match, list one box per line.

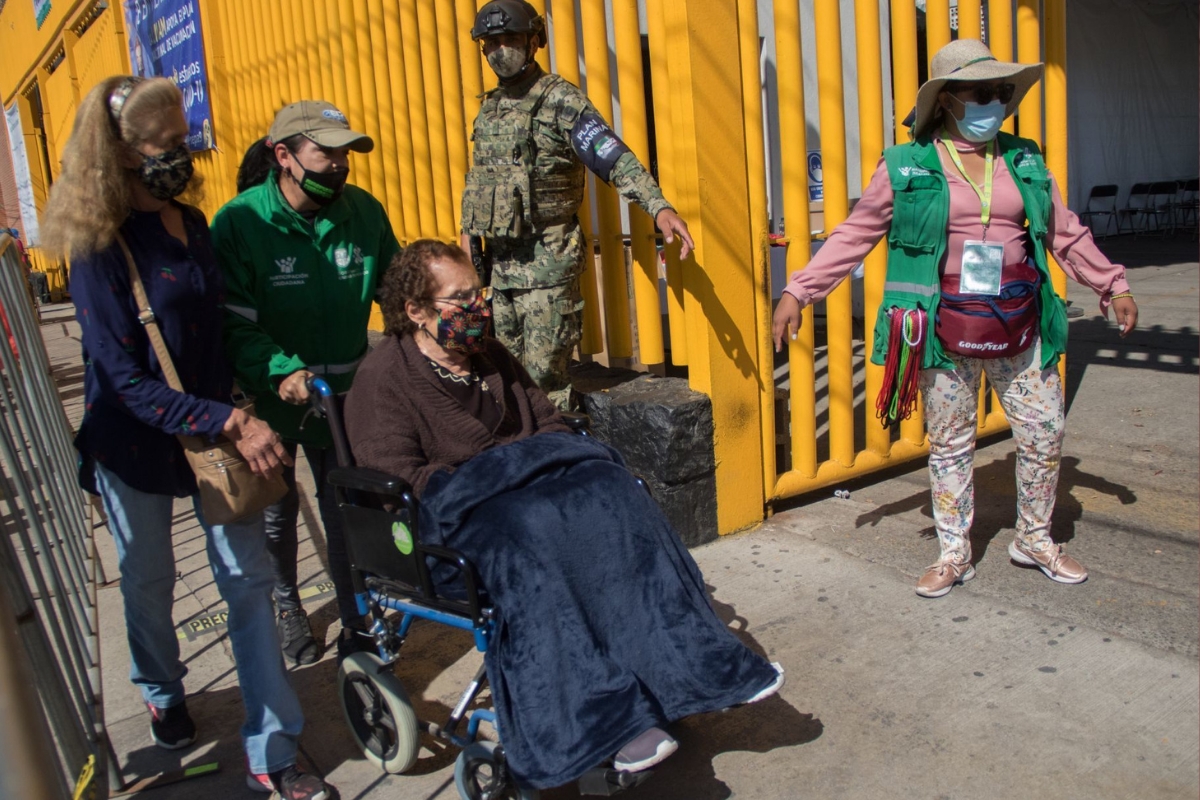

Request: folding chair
left=1172, top=178, right=1198, bottom=233
left=1116, top=182, right=1151, bottom=235
left=1078, top=184, right=1119, bottom=239
left=1145, top=181, right=1179, bottom=235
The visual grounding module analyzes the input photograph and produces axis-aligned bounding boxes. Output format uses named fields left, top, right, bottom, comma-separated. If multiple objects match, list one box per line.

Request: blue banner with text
left=124, top=0, right=216, bottom=152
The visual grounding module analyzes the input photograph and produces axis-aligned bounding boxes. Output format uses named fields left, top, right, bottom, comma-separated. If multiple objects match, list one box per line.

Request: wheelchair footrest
left=577, top=767, right=652, bottom=796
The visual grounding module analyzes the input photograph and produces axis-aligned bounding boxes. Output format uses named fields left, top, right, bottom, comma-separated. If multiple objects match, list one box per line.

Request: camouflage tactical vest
left=462, top=73, right=586, bottom=238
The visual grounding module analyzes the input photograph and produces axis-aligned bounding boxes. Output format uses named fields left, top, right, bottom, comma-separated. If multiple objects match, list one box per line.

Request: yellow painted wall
left=0, top=1, right=77, bottom=102
left=0, top=0, right=1068, bottom=530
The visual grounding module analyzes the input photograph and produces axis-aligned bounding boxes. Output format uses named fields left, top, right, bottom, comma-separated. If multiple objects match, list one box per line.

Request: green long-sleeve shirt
left=211, top=175, right=400, bottom=446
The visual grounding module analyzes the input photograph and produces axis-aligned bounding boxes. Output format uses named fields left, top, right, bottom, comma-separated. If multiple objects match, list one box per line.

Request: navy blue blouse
left=72, top=205, right=234, bottom=497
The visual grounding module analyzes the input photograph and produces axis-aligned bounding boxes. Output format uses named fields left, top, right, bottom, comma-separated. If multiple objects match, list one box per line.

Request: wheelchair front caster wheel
left=338, top=651, right=420, bottom=773
left=454, top=740, right=540, bottom=800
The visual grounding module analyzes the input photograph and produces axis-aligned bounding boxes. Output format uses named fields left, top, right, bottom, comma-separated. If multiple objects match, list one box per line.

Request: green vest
left=462, top=70, right=587, bottom=238
left=870, top=132, right=1067, bottom=371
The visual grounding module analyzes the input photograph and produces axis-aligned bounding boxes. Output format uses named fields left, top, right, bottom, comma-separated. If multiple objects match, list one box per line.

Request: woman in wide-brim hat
left=908, top=37, right=1044, bottom=140
left=772, top=39, right=1138, bottom=598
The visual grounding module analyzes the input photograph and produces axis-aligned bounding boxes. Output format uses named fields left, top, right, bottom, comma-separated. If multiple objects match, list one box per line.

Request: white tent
left=1066, top=0, right=1199, bottom=212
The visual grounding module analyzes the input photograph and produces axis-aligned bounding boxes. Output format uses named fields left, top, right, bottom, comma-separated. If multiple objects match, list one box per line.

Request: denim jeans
left=262, top=442, right=361, bottom=626
left=94, top=462, right=305, bottom=774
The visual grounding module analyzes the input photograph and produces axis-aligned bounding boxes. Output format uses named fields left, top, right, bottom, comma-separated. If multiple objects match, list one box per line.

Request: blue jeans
left=94, top=463, right=305, bottom=774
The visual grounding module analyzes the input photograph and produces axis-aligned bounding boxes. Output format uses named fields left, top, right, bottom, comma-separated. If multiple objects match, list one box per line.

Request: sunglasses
left=433, top=287, right=492, bottom=311
left=947, top=82, right=1016, bottom=105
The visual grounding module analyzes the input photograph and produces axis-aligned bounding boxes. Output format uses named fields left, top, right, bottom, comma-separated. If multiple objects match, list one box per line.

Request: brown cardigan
left=344, top=334, right=570, bottom=496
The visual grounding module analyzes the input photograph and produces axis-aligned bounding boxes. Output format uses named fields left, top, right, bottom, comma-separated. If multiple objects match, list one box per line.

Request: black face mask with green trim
left=286, top=153, right=349, bottom=207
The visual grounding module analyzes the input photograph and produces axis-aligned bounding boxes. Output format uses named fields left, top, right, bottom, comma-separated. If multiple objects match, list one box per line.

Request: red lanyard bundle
left=876, top=307, right=927, bottom=429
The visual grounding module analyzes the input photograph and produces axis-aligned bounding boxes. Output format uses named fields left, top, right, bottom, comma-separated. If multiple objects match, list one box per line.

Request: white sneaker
left=744, top=662, right=785, bottom=704
left=613, top=727, right=678, bottom=772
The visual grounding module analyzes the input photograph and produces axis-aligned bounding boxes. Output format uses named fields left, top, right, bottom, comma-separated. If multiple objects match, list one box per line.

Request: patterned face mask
left=486, top=45, right=528, bottom=80
left=432, top=293, right=492, bottom=355
left=137, top=144, right=194, bottom=200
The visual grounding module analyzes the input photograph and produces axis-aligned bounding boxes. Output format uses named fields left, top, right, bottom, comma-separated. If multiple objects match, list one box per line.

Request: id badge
left=958, top=240, right=1005, bottom=295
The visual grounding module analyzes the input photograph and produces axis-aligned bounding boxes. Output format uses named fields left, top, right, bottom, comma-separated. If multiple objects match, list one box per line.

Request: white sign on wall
left=4, top=104, right=42, bottom=246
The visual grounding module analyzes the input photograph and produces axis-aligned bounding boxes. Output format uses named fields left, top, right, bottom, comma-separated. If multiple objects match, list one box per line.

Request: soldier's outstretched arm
left=564, top=95, right=693, bottom=259
left=607, top=153, right=693, bottom=259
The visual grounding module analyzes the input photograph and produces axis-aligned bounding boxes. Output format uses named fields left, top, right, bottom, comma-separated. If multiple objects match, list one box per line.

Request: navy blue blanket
left=420, top=432, right=778, bottom=789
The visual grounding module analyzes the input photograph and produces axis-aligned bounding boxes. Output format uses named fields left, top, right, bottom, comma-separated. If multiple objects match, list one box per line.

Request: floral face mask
left=432, top=291, right=491, bottom=355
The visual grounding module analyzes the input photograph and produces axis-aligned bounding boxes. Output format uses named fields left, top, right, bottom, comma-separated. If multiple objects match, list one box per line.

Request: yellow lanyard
left=940, top=132, right=995, bottom=232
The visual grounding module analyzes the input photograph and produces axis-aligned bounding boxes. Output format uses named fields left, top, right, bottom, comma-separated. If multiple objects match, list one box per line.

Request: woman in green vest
left=772, top=39, right=1138, bottom=599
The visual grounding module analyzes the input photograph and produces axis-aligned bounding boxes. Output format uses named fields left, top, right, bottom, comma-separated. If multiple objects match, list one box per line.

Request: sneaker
left=246, top=770, right=274, bottom=794
left=744, top=662, right=786, bottom=705
left=147, top=700, right=196, bottom=750
left=1008, top=540, right=1088, bottom=584
left=1065, top=301, right=1086, bottom=319
left=915, top=554, right=976, bottom=598
left=613, top=727, right=678, bottom=773
left=247, top=765, right=330, bottom=800
left=278, top=608, right=321, bottom=666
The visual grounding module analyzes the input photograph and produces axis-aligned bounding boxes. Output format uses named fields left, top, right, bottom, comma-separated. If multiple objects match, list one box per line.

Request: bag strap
left=115, top=231, right=185, bottom=393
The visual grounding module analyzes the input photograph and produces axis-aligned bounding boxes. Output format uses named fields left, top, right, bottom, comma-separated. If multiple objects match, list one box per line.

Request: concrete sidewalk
left=38, top=233, right=1197, bottom=799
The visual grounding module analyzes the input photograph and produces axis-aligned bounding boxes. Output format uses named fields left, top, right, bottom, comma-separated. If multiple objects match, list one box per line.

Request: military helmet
left=470, top=0, right=546, bottom=44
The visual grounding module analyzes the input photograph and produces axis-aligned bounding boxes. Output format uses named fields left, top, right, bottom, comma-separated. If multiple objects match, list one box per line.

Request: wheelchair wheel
left=338, top=652, right=420, bottom=774
left=453, top=740, right=540, bottom=800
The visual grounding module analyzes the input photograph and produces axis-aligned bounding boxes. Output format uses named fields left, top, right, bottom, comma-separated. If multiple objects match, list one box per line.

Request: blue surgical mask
left=956, top=99, right=1006, bottom=143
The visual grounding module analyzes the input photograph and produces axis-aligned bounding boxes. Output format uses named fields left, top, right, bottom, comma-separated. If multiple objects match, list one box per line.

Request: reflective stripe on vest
left=225, top=303, right=258, bottom=322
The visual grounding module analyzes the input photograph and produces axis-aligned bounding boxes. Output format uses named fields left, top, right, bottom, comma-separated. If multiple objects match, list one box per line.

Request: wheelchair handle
left=305, top=375, right=354, bottom=468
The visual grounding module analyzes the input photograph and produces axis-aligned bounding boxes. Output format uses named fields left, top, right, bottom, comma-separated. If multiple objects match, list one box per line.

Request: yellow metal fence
left=1, top=0, right=1068, bottom=531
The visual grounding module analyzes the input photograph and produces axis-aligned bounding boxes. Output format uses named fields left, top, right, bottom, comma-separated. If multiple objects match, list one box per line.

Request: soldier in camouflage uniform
left=462, top=0, right=693, bottom=409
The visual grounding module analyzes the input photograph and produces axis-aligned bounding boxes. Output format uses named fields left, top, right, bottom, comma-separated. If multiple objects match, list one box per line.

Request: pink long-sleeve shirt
left=783, top=139, right=1131, bottom=313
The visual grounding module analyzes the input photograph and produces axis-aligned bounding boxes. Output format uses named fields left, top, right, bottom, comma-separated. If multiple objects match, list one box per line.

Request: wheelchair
left=306, top=378, right=650, bottom=799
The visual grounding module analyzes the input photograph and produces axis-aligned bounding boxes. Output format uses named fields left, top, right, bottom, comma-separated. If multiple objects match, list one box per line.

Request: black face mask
left=286, top=153, right=349, bottom=207
left=138, top=144, right=194, bottom=200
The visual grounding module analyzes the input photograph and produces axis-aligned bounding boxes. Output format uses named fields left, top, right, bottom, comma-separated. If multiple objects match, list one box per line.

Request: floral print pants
left=920, top=338, right=1065, bottom=562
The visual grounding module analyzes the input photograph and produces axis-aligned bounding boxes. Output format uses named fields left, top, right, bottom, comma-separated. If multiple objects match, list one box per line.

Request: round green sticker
left=391, top=521, right=414, bottom=555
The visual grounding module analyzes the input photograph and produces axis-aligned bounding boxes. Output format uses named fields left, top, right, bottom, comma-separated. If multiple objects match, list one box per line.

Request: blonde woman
left=42, top=76, right=331, bottom=800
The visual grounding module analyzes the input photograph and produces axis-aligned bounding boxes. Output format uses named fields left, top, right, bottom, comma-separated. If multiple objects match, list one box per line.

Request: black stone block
left=578, top=372, right=718, bottom=546
left=581, top=375, right=715, bottom=486
left=646, top=472, right=719, bottom=548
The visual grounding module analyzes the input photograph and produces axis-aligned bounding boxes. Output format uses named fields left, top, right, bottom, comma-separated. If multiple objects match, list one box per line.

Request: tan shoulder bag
left=116, top=232, right=287, bottom=525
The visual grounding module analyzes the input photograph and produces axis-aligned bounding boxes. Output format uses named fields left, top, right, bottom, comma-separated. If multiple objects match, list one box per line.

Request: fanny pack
left=936, top=258, right=1040, bottom=359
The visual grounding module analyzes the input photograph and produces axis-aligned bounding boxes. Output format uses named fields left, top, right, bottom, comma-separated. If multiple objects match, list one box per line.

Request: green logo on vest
left=391, top=521, right=413, bottom=555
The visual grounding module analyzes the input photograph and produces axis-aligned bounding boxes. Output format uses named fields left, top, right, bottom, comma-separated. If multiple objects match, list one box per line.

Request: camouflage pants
left=491, top=280, right=584, bottom=410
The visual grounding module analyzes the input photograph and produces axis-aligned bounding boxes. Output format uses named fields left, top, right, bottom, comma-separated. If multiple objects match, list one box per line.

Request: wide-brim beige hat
left=909, top=38, right=1043, bottom=140
left=268, top=100, right=374, bottom=153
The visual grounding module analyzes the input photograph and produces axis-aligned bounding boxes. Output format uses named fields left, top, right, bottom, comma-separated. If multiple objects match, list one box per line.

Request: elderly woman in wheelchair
left=333, top=240, right=783, bottom=798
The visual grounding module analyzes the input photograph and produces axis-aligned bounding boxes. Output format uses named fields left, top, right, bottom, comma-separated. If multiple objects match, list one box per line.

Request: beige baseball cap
left=268, top=100, right=374, bottom=152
